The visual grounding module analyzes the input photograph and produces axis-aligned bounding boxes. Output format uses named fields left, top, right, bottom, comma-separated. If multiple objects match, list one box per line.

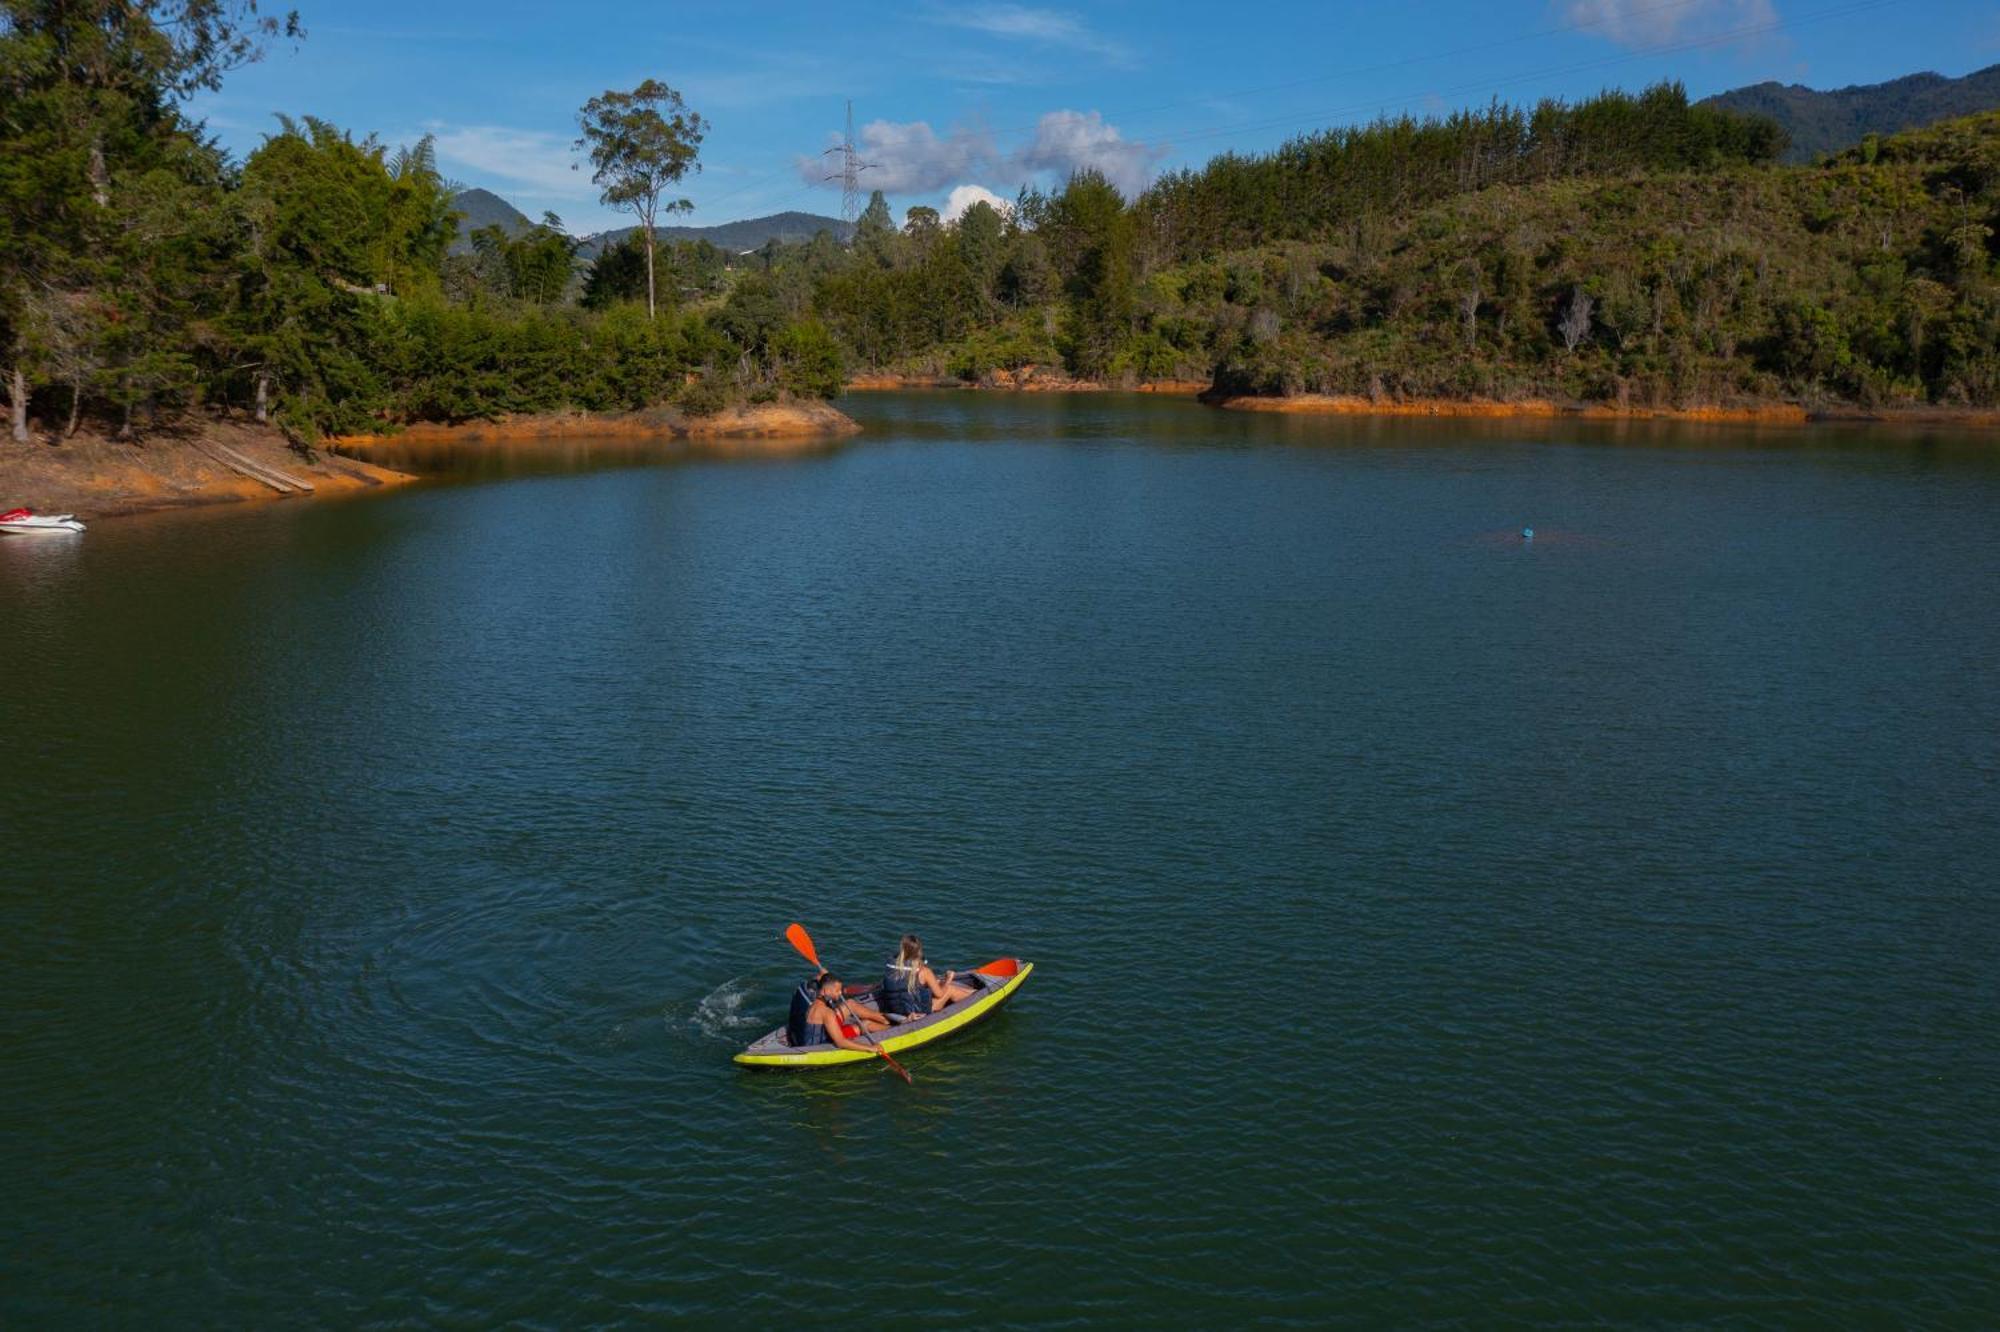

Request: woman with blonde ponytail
left=879, top=933, right=975, bottom=1017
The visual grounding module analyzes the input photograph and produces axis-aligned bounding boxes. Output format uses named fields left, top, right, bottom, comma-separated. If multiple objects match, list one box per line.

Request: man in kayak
left=787, top=969, right=888, bottom=1043
left=791, top=972, right=890, bottom=1053
left=879, top=934, right=975, bottom=1018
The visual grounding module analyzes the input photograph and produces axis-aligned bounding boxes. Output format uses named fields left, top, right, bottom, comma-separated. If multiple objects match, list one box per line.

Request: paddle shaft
left=840, top=998, right=913, bottom=1083
left=785, top=922, right=912, bottom=1082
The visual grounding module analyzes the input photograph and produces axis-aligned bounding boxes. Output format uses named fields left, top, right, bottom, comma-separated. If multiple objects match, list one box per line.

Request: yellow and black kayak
left=733, top=958, right=1033, bottom=1070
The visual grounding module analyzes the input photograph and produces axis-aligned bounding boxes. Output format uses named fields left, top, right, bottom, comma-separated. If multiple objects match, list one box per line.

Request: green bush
left=769, top=318, right=845, bottom=399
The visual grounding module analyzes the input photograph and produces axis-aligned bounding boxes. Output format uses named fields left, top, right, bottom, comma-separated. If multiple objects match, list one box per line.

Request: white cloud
left=809, top=118, right=999, bottom=194
left=925, top=4, right=1134, bottom=67
left=942, top=184, right=1013, bottom=223
left=798, top=109, right=1165, bottom=201
left=1017, top=110, right=1165, bottom=197
left=431, top=124, right=587, bottom=200
left=1562, top=0, right=1778, bottom=48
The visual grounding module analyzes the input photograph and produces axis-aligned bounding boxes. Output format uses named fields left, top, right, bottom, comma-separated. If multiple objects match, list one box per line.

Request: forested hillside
left=1704, top=64, right=2000, bottom=163
left=713, top=89, right=1995, bottom=410
left=5, top=5, right=1995, bottom=450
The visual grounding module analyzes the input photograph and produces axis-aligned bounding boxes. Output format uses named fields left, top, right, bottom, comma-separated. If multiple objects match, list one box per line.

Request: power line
left=678, top=0, right=1907, bottom=219
left=693, top=0, right=1746, bottom=214
left=821, top=99, right=877, bottom=224
left=678, top=0, right=1724, bottom=218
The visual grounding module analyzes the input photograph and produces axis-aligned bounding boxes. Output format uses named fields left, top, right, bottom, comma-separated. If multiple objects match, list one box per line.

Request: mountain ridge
left=575, top=211, right=854, bottom=258
left=1701, top=63, right=2000, bottom=162
left=447, top=190, right=851, bottom=257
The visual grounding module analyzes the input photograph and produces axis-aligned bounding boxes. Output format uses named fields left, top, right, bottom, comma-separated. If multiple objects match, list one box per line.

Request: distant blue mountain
left=448, top=190, right=852, bottom=258
left=1702, top=63, right=2000, bottom=163
left=448, top=188, right=536, bottom=253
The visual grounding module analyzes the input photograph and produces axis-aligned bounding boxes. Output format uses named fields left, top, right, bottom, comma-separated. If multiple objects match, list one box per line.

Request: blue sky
left=189, top=0, right=2000, bottom=235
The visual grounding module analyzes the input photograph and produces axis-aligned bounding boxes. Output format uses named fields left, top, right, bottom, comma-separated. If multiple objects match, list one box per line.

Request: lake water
left=3, top=393, right=1996, bottom=1325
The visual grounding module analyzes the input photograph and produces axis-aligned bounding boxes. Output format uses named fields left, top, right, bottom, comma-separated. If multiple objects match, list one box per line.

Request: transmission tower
left=823, top=100, right=875, bottom=225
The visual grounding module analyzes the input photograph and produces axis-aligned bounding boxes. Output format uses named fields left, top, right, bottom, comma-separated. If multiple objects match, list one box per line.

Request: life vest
left=794, top=999, right=860, bottom=1047
left=880, top=956, right=933, bottom=1017
left=786, top=976, right=819, bottom=1046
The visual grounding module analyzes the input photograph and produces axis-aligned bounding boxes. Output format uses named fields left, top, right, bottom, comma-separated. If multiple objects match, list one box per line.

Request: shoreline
left=0, top=422, right=417, bottom=521
left=9, top=388, right=1989, bottom=526
left=0, top=401, right=860, bottom=523
left=328, top=400, right=860, bottom=452
left=847, top=378, right=1999, bottom=428
left=846, top=372, right=1208, bottom=395
left=1213, top=395, right=1808, bottom=424
left=327, top=400, right=860, bottom=448
left=1209, top=393, right=2000, bottom=428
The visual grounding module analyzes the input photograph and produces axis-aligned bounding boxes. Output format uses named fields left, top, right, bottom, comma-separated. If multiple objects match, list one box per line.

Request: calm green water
left=3, top=394, right=1997, bottom=1325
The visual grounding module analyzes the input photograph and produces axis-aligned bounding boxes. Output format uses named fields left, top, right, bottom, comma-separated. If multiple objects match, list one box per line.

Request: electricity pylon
left=823, top=100, right=876, bottom=225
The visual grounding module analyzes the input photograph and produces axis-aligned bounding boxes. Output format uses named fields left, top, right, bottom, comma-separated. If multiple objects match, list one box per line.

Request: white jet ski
left=0, top=507, right=87, bottom=534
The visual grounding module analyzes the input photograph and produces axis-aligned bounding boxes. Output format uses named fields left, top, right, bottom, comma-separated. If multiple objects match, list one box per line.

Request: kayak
left=734, top=957, right=1033, bottom=1069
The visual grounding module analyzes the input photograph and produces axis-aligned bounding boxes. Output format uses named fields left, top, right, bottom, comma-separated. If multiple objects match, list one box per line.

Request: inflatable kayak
left=734, top=957, right=1033, bottom=1069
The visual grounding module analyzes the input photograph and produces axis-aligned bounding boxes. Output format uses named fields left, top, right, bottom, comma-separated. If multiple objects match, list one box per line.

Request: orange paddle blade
left=973, top=957, right=1019, bottom=977
left=784, top=923, right=821, bottom=971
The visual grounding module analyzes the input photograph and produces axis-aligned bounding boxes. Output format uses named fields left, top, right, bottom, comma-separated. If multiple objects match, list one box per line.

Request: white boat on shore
left=0, top=508, right=87, bottom=535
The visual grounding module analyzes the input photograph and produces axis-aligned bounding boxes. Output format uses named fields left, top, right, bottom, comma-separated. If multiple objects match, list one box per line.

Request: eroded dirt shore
left=0, top=401, right=861, bottom=522
left=846, top=371, right=1207, bottom=394
left=1211, top=394, right=2000, bottom=427
left=329, top=400, right=862, bottom=447
left=0, top=422, right=415, bottom=520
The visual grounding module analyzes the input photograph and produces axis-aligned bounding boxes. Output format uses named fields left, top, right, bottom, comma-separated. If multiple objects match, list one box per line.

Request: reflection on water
left=342, top=431, right=852, bottom=482
left=0, top=531, right=86, bottom=597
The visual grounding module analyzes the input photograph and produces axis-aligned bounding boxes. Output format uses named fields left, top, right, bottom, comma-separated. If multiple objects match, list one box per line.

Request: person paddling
left=792, top=972, right=890, bottom=1053
left=787, top=969, right=887, bottom=1046
left=879, top=934, right=975, bottom=1017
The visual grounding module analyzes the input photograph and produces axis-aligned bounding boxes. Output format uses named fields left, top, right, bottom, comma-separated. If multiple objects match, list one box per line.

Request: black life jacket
left=795, top=1005, right=833, bottom=1046
left=796, top=997, right=859, bottom=1047
left=786, top=976, right=818, bottom=1046
left=881, top=956, right=933, bottom=1017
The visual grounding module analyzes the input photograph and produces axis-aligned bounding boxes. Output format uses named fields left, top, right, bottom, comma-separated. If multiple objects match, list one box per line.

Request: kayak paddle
left=784, top=921, right=822, bottom=972
left=858, top=1023, right=913, bottom=1084
left=783, top=921, right=913, bottom=1084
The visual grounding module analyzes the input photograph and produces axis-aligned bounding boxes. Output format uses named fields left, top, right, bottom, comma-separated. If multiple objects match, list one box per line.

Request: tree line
left=748, top=87, right=1996, bottom=408
left=6, top=5, right=1996, bottom=448
left=0, top=2, right=839, bottom=444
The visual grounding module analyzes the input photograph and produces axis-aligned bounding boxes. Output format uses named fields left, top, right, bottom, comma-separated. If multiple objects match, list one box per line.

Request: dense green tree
left=575, top=80, right=706, bottom=319
left=769, top=318, right=844, bottom=399
left=1045, top=170, right=1136, bottom=378
left=504, top=214, right=579, bottom=305
left=582, top=234, right=649, bottom=310
left=853, top=190, right=896, bottom=268
left=232, top=119, right=453, bottom=435
left=0, top=0, right=298, bottom=440
left=955, top=200, right=1006, bottom=306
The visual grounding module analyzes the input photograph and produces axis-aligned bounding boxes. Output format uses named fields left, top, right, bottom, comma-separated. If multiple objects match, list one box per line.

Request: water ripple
left=2, top=399, right=1997, bottom=1323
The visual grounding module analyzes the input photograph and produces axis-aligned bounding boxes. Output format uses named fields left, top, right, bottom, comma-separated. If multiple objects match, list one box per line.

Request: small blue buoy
left=1522, top=527, right=1534, bottom=541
